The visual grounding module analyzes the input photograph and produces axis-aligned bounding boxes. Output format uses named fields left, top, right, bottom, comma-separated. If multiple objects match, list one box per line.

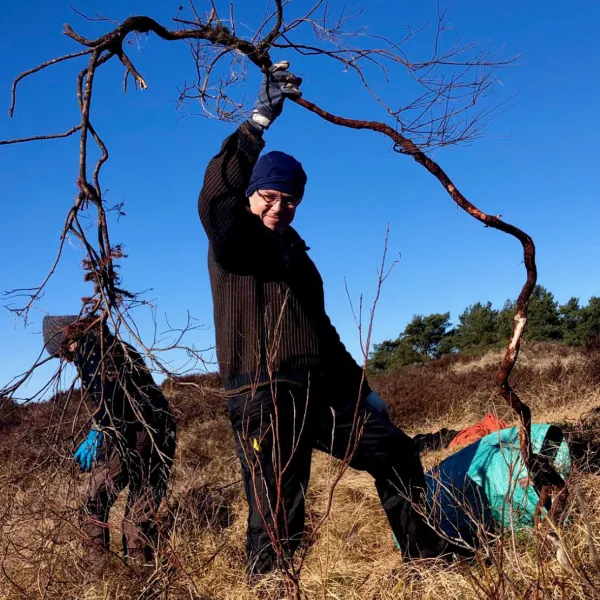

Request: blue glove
left=251, top=61, right=302, bottom=130
left=74, top=429, right=104, bottom=472
left=364, top=390, right=389, bottom=415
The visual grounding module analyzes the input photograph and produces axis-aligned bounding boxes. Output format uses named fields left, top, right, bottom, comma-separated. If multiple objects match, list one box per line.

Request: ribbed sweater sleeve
left=198, top=122, right=266, bottom=266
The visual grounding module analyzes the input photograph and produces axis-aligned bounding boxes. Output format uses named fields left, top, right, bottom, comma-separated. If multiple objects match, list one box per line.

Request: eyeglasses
left=256, top=190, right=301, bottom=207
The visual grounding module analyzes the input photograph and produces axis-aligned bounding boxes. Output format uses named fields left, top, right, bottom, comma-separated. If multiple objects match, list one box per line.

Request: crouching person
left=43, top=315, right=176, bottom=580
left=424, top=424, right=571, bottom=549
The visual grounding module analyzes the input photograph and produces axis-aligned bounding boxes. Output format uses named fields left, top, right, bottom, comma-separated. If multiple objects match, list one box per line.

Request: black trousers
left=227, top=383, right=450, bottom=575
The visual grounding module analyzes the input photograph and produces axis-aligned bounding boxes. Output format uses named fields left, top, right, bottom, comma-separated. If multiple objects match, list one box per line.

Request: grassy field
left=2, top=342, right=600, bottom=599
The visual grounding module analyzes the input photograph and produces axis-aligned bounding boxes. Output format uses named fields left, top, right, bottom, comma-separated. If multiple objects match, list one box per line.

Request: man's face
left=248, top=189, right=300, bottom=234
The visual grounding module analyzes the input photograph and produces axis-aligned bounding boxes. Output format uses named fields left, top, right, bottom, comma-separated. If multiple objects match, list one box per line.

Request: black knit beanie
left=246, top=151, right=307, bottom=199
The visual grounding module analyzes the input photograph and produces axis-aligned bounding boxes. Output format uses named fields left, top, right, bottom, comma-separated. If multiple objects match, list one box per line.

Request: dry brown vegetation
left=2, top=343, right=600, bottom=599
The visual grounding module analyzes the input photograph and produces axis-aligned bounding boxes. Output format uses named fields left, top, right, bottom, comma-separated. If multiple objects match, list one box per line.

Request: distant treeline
left=368, top=286, right=600, bottom=374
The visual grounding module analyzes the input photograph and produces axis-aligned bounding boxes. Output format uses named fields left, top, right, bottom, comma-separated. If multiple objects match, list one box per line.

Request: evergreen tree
left=368, top=312, right=453, bottom=372
left=454, top=301, right=499, bottom=353
left=559, top=297, right=583, bottom=346
left=525, top=285, right=562, bottom=341
left=403, top=312, right=453, bottom=360
left=368, top=284, right=598, bottom=375
left=581, top=296, right=600, bottom=344
left=367, top=338, right=420, bottom=373
left=497, top=299, right=515, bottom=341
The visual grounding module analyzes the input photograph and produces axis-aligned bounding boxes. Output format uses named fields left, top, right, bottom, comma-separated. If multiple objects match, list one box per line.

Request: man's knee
left=350, top=417, right=421, bottom=475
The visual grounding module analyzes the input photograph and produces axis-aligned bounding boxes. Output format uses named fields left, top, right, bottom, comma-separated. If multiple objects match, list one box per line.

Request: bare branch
left=62, top=16, right=266, bottom=69
left=70, top=6, right=120, bottom=24
left=258, top=0, right=284, bottom=55
left=8, top=48, right=93, bottom=117
left=0, top=125, right=82, bottom=145
left=116, top=49, right=148, bottom=89
left=576, top=485, right=600, bottom=573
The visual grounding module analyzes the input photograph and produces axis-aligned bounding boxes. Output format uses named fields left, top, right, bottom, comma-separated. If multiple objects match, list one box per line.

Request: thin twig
left=8, top=48, right=93, bottom=117
left=0, top=125, right=82, bottom=145
left=576, top=485, right=600, bottom=573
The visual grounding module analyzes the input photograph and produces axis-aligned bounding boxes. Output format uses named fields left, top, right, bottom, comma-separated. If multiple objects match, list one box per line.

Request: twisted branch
left=292, top=97, right=553, bottom=489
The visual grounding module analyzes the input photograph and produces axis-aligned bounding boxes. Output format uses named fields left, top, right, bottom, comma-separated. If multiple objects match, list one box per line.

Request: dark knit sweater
left=75, top=330, right=171, bottom=432
left=198, top=122, right=369, bottom=400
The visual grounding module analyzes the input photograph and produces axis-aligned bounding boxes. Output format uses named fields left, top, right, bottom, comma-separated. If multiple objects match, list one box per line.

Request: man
left=42, top=314, right=176, bottom=579
left=198, top=62, right=462, bottom=576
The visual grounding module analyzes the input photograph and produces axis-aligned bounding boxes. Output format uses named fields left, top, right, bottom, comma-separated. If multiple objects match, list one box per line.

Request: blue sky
left=1, top=0, right=599, bottom=399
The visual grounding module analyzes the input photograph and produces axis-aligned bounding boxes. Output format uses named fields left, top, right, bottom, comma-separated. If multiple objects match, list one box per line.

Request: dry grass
left=2, top=343, right=600, bottom=599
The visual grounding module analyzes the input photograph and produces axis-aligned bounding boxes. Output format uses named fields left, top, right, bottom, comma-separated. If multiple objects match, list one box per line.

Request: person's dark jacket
left=74, top=330, right=171, bottom=433
left=198, top=122, right=369, bottom=401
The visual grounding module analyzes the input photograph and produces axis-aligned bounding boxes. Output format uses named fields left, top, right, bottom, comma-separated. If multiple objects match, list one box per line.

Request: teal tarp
left=424, top=425, right=571, bottom=545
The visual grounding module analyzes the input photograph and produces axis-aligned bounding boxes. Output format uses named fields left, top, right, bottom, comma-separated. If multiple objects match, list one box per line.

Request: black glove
left=251, top=61, right=302, bottom=130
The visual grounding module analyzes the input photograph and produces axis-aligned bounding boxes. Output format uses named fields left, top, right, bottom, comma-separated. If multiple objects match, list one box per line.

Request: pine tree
left=525, top=285, right=562, bottom=341
left=559, top=297, right=583, bottom=346
left=454, top=301, right=499, bottom=353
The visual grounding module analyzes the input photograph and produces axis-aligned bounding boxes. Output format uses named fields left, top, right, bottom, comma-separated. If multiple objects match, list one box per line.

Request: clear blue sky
left=1, top=0, right=599, bottom=399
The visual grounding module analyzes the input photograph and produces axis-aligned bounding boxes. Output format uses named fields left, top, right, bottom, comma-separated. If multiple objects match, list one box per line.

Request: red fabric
left=449, top=413, right=508, bottom=448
